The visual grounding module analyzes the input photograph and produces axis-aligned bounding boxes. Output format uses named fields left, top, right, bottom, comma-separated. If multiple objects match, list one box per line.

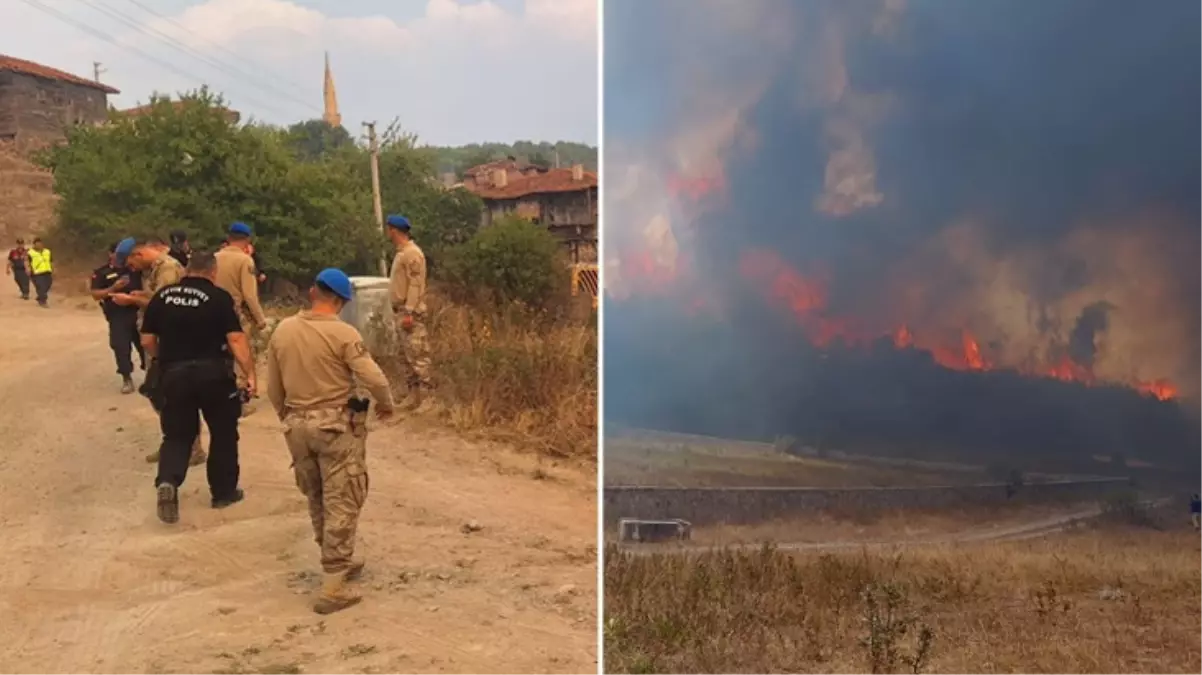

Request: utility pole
left=92, top=61, right=105, bottom=83
left=364, top=121, right=386, bottom=276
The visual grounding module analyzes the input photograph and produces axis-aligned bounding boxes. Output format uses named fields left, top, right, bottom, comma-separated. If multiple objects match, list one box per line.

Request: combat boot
left=346, top=556, right=367, bottom=581
left=313, top=572, right=362, bottom=615
left=399, top=389, right=420, bottom=410
left=412, top=388, right=437, bottom=415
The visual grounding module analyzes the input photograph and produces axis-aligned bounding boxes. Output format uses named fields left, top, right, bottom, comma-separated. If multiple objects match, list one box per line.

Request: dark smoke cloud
left=1068, top=301, right=1114, bottom=370
left=603, top=0, right=1200, bottom=471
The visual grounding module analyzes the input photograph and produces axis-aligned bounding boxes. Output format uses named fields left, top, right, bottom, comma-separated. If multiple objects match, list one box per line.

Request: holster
left=139, top=359, right=165, bottom=412
left=347, top=396, right=370, bottom=436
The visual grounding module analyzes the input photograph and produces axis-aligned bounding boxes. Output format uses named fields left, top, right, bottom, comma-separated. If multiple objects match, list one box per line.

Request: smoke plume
left=603, top=0, right=1200, bottom=471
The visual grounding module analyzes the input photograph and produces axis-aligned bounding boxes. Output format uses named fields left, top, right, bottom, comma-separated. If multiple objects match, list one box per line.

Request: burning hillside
left=603, top=0, right=1199, bottom=468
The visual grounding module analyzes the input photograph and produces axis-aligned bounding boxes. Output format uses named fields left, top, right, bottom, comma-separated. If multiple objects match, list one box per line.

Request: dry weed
left=604, top=527, right=1201, bottom=673
left=367, top=293, right=596, bottom=460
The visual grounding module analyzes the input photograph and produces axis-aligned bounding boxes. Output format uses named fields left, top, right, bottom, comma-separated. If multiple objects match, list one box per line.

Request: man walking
left=141, top=251, right=254, bottom=523
left=385, top=215, right=434, bottom=412
left=112, top=237, right=206, bottom=467
left=266, top=268, right=395, bottom=614
left=5, top=238, right=30, bottom=300
left=90, top=242, right=146, bottom=393
left=27, top=237, right=53, bottom=307
left=215, top=222, right=268, bottom=415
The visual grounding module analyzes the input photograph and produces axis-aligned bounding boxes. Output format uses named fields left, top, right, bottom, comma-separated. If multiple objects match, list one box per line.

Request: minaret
left=322, top=51, right=342, bottom=127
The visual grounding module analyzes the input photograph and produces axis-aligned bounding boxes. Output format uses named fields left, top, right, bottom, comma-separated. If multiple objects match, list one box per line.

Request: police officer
left=385, top=215, right=433, bottom=412
left=5, top=238, right=30, bottom=300
left=168, top=230, right=192, bottom=267
left=266, top=268, right=395, bottom=614
left=141, top=251, right=255, bottom=524
left=90, top=241, right=146, bottom=393
left=215, top=222, right=268, bottom=415
left=112, top=237, right=207, bottom=467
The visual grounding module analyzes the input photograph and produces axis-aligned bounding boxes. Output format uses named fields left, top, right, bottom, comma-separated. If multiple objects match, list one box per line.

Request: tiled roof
left=0, top=54, right=119, bottom=94
left=468, top=167, right=598, bottom=200
left=464, top=158, right=539, bottom=177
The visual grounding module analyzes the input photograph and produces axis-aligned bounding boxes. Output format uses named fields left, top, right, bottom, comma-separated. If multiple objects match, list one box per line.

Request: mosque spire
left=322, top=51, right=341, bottom=127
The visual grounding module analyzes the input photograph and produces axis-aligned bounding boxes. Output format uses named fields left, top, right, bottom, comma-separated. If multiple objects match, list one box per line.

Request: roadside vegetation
left=39, top=90, right=596, bottom=459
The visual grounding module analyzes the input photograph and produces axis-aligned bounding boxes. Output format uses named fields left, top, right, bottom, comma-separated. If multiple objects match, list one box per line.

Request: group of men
left=5, top=237, right=54, bottom=307
left=91, top=214, right=430, bottom=615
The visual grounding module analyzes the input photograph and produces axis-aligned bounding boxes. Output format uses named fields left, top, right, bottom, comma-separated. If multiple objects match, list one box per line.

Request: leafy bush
left=440, top=215, right=568, bottom=310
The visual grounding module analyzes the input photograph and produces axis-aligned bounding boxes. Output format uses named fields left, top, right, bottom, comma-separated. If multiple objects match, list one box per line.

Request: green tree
left=283, top=119, right=355, bottom=161
left=441, top=215, right=567, bottom=310
left=39, top=89, right=377, bottom=282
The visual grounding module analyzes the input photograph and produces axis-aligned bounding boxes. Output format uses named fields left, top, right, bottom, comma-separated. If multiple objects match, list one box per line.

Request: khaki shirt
left=265, top=311, right=395, bottom=417
left=214, top=247, right=267, bottom=327
left=140, top=251, right=184, bottom=323
left=145, top=251, right=184, bottom=294
left=389, top=240, right=427, bottom=315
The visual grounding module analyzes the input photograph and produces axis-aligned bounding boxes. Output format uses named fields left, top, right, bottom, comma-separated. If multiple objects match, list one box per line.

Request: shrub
left=439, top=215, right=569, bottom=311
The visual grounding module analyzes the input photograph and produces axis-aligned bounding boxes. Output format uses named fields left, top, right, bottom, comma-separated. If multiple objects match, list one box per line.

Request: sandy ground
left=0, top=290, right=598, bottom=674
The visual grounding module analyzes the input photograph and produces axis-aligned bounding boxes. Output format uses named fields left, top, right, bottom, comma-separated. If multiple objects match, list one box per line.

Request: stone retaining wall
left=604, top=478, right=1131, bottom=526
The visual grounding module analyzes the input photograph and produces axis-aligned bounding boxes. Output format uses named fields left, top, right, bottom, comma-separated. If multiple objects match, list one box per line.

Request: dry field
left=605, top=435, right=988, bottom=488
left=604, top=518, right=1201, bottom=674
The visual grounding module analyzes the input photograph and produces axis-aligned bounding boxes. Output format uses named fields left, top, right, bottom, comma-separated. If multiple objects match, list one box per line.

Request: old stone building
left=0, top=54, right=118, bottom=143
left=465, top=163, right=599, bottom=263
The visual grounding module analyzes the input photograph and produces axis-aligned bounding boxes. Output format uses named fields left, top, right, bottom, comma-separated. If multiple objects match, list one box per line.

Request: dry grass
left=604, top=525, right=1201, bottom=673
left=0, top=141, right=57, bottom=243
left=605, top=502, right=1093, bottom=547
left=420, top=299, right=596, bottom=459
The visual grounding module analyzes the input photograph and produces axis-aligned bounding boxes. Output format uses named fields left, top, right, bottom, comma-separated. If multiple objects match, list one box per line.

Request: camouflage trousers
left=283, top=407, right=369, bottom=574
left=234, top=311, right=256, bottom=391
left=395, top=315, right=433, bottom=390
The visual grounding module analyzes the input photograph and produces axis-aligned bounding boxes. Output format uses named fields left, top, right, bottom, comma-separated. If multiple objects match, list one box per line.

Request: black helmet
left=169, top=229, right=188, bottom=245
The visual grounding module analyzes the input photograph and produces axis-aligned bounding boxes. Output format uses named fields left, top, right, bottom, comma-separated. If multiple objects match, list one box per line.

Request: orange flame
left=733, top=247, right=1177, bottom=400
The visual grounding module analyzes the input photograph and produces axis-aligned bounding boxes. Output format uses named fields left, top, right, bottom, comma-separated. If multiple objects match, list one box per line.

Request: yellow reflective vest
left=28, top=248, right=52, bottom=275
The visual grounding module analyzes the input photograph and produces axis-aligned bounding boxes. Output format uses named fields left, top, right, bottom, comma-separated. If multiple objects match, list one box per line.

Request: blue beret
left=113, top=237, right=136, bottom=265
left=229, top=221, right=252, bottom=236
left=315, top=268, right=353, bottom=301
left=385, top=215, right=410, bottom=231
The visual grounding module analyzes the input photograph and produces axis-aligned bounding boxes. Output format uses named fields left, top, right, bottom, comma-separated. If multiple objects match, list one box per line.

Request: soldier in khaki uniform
left=385, top=215, right=433, bottom=412
left=266, top=268, right=395, bottom=614
left=214, top=222, right=268, bottom=415
left=112, top=237, right=206, bottom=467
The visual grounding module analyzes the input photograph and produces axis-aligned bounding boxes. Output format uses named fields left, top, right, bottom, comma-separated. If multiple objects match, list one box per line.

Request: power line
left=76, top=0, right=322, bottom=116
left=19, top=0, right=300, bottom=120
left=121, top=0, right=314, bottom=98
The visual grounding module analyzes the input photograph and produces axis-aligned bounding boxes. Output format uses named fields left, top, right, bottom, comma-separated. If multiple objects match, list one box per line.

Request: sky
left=4, top=0, right=597, bottom=146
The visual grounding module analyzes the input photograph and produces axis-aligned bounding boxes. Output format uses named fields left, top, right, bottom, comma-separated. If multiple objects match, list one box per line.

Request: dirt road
left=0, top=293, right=597, bottom=674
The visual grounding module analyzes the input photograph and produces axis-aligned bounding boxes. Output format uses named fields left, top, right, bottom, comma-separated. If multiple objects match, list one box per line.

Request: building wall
left=0, top=72, right=108, bottom=142
left=603, top=478, right=1131, bottom=526
left=481, top=187, right=598, bottom=262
